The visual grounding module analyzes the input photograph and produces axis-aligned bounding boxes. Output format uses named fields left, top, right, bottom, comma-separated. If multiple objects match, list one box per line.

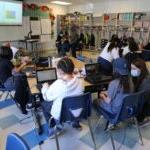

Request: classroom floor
left=1, top=95, right=150, bottom=150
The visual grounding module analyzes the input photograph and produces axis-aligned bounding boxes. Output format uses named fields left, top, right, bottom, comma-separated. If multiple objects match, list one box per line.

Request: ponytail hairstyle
left=119, top=48, right=124, bottom=58
left=128, top=37, right=139, bottom=52
left=108, top=37, right=120, bottom=52
left=0, top=46, right=13, bottom=60
left=120, top=75, right=131, bottom=93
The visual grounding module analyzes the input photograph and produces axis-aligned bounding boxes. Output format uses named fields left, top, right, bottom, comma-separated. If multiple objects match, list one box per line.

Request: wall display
left=31, top=20, right=41, bottom=35
left=41, top=19, right=51, bottom=34
left=22, top=16, right=30, bottom=37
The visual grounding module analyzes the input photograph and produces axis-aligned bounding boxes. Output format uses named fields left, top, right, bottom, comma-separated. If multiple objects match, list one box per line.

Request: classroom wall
left=0, top=0, right=68, bottom=50
left=69, top=0, right=150, bottom=16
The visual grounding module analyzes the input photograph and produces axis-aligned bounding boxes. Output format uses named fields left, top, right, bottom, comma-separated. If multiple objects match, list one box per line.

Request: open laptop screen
left=36, top=68, right=57, bottom=83
left=85, top=63, right=101, bottom=76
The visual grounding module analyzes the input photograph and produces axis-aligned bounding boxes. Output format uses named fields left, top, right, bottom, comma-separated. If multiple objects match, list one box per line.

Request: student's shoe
left=106, top=124, right=117, bottom=131
left=26, top=103, right=33, bottom=110
left=72, top=122, right=82, bottom=130
left=48, top=127, right=63, bottom=139
left=138, top=119, right=150, bottom=127
left=21, top=108, right=28, bottom=115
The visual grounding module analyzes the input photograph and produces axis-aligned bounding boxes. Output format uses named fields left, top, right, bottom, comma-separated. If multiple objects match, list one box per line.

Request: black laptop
left=36, top=68, right=57, bottom=91
left=84, top=63, right=112, bottom=84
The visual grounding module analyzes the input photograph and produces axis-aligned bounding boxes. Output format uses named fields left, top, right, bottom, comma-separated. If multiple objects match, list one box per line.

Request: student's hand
left=42, top=83, right=49, bottom=88
left=99, top=93, right=107, bottom=100
left=100, top=91, right=107, bottom=96
left=99, top=91, right=108, bottom=99
left=21, top=62, right=27, bottom=67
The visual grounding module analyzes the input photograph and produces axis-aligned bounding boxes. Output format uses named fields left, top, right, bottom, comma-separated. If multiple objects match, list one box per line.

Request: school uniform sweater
left=41, top=76, right=83, bottom=120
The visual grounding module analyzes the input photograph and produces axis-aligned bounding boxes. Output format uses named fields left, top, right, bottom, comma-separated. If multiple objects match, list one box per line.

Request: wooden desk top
left=146, top=62, right=150, bottom=74
left=70, top=57, right=85, bottom=69
left=27, top=77, right=91, bottom=94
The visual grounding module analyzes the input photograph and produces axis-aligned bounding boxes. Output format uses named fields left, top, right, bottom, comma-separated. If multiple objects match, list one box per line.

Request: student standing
left=70, top=25, right=79, bottom=58
left=97, top=34, right=120, bottom=75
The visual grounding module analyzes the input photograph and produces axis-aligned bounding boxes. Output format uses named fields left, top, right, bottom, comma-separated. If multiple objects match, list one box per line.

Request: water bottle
left=48, top=56, right=52, bottom=68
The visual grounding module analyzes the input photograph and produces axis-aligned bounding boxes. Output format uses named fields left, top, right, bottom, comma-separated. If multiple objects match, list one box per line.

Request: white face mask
left=131, top=69, right=141, bottom=77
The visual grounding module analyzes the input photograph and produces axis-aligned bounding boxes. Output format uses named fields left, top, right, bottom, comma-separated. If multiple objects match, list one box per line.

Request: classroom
left=1, top=0, right=150, bottom=150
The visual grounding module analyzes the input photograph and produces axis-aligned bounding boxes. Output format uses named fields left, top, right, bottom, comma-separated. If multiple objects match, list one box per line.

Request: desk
left=27, top=57, right=91, bottom=94
left=27, top=77, right=91, bottom=95
left=146, top=62, right=150, bottom=74
left=27, top=57, right=111, bottom=94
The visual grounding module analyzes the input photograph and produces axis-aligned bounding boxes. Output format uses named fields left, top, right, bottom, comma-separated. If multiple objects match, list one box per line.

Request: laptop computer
left=36, top=68, right=57, bottom=91
left=84, top=63, right=112, bottom=84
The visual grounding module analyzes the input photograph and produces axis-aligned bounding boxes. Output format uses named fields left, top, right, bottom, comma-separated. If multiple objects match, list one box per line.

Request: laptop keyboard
left=85, top=75, right=112, bottom=84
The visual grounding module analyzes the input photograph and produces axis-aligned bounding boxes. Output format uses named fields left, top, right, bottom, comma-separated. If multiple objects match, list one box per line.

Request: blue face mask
left=131, top=69, right=141, bottom=77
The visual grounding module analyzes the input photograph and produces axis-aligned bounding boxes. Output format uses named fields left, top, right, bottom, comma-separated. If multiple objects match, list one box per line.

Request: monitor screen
left=0, top=0, right=23, bottom=25
left=85, top=63, right=101, bottom=76
left=37, top=69, right=57, bottom=83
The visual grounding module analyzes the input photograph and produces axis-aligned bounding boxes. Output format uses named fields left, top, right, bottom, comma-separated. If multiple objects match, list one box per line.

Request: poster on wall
left=40, top=34, right=51, bottom=42
left=41, top=19, right=51, bottom=34
left=22, top=16, right=30, bottom=36
left=31, top=20, right=41, bottom=35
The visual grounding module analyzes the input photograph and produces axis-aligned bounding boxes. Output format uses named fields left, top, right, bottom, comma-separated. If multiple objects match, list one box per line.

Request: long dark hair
left=128, top=37, right=139, bottom=52
left=120, top=76, right=131, bottom=93
left=132, top=58, right=149, bottom=91
left=113, top=73, right=131, bottom=93
left=0, top=46, right=13, bottom=60
left=108, top=37, right=120, bottom=52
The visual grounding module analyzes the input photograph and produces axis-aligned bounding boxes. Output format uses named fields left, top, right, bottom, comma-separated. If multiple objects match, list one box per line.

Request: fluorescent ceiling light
left=51, top=1, right=72, bottom=5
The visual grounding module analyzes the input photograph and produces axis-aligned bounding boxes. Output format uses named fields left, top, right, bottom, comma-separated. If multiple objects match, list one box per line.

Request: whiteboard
left=31, top=20, right=41, bottom=35
left=0, top=25, right=24, bottom=41
left=41, top=19, right=51, bottom=34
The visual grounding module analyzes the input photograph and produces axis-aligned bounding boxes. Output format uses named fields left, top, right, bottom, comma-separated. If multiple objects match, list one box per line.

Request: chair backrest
left=142, top=50, right=150, bottom=61
left=6, top=133, right=30, bottom=150
left=60, top=93, right=92, bottom=123
left=116, top=92, right=143, bottom=124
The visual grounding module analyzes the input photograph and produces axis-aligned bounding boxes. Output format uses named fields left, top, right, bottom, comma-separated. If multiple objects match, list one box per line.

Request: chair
left=0, top=82, right=14, bottom=101
left=125, top=52, right=142, bottom=65
left=142, top=50, right=150, bottom=61
left=95, top=92, right=144, bottom=150
left=55, top=93, right=97, bottom=150
left=6, top=133, right=30, bottom=150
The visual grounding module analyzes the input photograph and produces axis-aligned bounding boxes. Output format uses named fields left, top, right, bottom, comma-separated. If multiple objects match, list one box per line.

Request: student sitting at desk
left=41, top=57, right=83, bottom=137
left=0, top=46, right=29, bottom=114
left=94, top=58, right=134, bottom=115
left=131, top=58, right=150, bottom=123
left=3, top=42, right=30, bottom=61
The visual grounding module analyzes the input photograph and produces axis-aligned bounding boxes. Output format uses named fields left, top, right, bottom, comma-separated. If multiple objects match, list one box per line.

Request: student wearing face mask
left=41, top=57, right=83, bottom=137
left=94, top=58, right=134, bottom=115
left=131, top=58, right=150, bottom=92
left=131, top=59, right=150, bottom=123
